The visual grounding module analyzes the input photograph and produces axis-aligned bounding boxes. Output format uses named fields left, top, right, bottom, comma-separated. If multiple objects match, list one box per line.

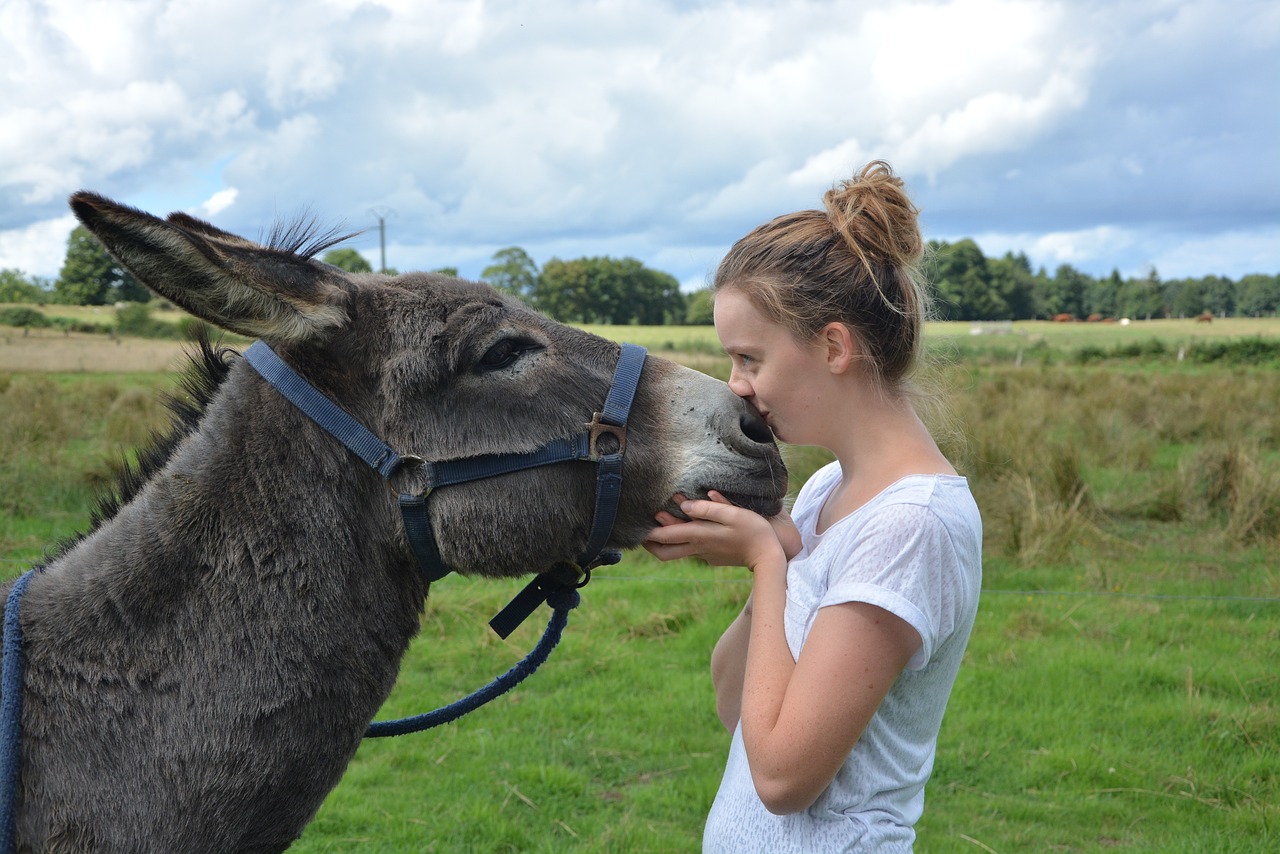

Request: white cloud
left=892, top=71, right=1091, bottom=177
left=968, top=224, right=1135, bottom=270
left=787, top=140, right=872, bottom=194
left=200, top=188, right=239, bottom=217
left=0, top=0, right=1276, bottom=286
left=1148, top=225, right=1280, bottom=280
left=1029, top=226, right=1136, bottom=267
left=0, top=215, right=77, bottom=279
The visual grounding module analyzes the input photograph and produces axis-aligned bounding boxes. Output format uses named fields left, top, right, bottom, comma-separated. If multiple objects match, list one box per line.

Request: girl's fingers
left=643, top=539, right=694, bottom=561
left=679, top=497, right=741, bottom=525
left=644, top=526, right=684, bottom=545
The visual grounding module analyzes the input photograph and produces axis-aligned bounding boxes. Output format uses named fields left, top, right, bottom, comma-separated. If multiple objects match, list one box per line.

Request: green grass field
left=2, top=320, right=1278, bottom=851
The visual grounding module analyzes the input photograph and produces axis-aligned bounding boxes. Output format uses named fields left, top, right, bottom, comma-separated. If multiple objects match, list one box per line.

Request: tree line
left=323, top=245, right=690, bottom=325
left=928, top=239, right=1280, bottom=320
left=0, top=228, right=691, bottom=326
left=3, top=227, right=1277, bottom=324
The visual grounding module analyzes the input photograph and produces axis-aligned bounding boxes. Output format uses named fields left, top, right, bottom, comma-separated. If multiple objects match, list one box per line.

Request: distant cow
left=1196, top=311, right=1213, bottom=323
left=1052, top=313, right=1075, bottom=323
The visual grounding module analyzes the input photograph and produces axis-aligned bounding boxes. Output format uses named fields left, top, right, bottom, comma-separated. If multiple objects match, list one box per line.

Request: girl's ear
left=820, top=322, right=860, bottom=374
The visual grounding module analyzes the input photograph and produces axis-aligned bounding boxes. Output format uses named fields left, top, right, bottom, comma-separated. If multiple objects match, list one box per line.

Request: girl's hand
left=644, top=491, right=785, bottom=571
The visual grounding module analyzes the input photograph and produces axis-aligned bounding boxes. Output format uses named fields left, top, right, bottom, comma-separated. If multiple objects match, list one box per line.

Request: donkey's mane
left=37, top=328, right=236, bottom=568
left=263, top=214, right=361, bottom=260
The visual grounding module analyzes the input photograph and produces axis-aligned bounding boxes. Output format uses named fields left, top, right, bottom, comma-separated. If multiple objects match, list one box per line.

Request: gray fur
left=0, top=193, right=786, bottom=852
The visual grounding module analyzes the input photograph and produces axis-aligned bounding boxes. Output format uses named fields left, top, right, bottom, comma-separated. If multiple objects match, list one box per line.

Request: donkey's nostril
left=739, top=411, right=774, bottom=444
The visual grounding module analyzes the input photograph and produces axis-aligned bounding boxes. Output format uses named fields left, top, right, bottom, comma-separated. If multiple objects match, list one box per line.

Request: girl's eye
left=478, top=337, right=540, bottom=372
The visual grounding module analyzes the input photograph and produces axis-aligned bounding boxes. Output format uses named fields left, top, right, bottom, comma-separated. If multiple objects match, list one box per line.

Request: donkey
left=0, top=193, right=787, bottom=852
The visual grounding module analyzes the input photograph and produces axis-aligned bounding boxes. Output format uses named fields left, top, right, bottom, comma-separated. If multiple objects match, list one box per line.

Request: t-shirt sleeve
left=819, top=502, right=967, bottom=671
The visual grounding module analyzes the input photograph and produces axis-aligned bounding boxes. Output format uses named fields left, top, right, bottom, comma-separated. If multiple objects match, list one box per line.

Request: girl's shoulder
left=859, top=474, right=980, bottom=532
left=820, top=473, right=978, bottom=544
left=874, top=473, right=974, bottom=508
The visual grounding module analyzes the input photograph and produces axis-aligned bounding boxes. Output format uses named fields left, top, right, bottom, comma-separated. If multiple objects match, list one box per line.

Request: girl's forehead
left=713, top=289, right=766, bottom=340
left=714, top=288, right=803, bottom=354
left=713, top=288, right=767, bottom=327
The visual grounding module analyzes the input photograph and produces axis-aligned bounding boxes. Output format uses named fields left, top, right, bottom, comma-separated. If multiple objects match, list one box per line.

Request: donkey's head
left=69, top=193, right=787, bottom=578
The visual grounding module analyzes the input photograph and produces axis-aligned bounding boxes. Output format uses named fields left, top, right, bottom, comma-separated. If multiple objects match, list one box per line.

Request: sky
left=2, top=0, right=1278, bottom=293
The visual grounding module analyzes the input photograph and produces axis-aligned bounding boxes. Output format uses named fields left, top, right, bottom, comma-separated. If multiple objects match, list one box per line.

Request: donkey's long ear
left=69, top=191, right=350, bottom=343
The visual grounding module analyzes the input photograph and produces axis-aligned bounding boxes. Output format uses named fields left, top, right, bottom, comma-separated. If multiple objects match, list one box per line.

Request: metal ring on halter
left=386, top=454, right=429, bottom=499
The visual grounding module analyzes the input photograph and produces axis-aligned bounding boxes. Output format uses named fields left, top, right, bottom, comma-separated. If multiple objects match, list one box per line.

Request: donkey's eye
left=478, top=337, right=539, bottom=372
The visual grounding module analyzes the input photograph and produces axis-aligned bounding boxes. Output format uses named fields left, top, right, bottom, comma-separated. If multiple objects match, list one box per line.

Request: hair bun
left=822, top=160, right=923, bottom=271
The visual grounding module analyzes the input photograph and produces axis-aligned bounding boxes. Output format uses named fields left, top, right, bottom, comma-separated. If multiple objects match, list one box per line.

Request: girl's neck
left=816, top=391, right=955, bottom=532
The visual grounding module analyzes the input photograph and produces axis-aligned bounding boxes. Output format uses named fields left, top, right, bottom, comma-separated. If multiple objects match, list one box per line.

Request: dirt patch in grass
left=0, top=329, right=191, bottom=373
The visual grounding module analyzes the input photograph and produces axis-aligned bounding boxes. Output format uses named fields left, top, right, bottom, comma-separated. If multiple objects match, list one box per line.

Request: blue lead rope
left=366, top=586, right=579, bottom=737
left=0, top=569, right=36, bottom=853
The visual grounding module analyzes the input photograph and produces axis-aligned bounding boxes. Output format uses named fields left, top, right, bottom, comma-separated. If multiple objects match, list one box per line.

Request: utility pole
left=369, top=207, right=395, bottom=273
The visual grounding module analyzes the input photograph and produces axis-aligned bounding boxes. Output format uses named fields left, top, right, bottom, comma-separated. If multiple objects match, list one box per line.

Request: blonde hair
left=714, top=160, right=930, bottom=393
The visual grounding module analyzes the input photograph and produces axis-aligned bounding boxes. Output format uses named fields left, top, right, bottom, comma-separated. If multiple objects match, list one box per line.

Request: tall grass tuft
left=1182, top=441, right=1280, bottom=544
left=936, top=365, right=1280, bottom=566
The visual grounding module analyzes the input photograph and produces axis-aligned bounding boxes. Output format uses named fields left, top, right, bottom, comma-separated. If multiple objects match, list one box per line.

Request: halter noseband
left=241, top=340, right=648, bottom=638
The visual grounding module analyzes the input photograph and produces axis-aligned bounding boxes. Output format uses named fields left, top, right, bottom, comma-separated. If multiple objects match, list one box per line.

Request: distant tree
left=927, top=239, right=1009, bottom=320
left=54, top=226, right=147, bottom=305
left=1041, top=264, right=1090, bottom=319
left=1236, top=274, right=1279, bottom=317
left=631, top=265, right=685, bottom=325
left=1084, top=269, right=1122, bottom=319
left=481, top=247, right=540, bottom=301
left=685, top=287, right=714, bottom=324
left=1167, top=277, right=1203, bottom=318
left=1200, top=275, right=1235, bottom=317
left=321, top=248, right=373, bottom=273
left=1118, top=266, right=1164, bottom=320
left=987, top=252, right=1037, bottom=320
left=535, top=258, right=590, bottom=321
left=0, top=269, right=47, bottom=304
left=534, top=256, right=684, bottom=325
left=431, top=267, right=460, bottom=278
left=114, top=270, right=151, bottom=303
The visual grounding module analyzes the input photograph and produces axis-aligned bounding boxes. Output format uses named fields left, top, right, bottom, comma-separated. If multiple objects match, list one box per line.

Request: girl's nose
left=727, top=369, right=751, bottom=399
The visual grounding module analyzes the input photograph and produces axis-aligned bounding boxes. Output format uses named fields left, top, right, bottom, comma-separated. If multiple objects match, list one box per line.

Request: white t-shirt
left=703, top=465, right=982, bottom=853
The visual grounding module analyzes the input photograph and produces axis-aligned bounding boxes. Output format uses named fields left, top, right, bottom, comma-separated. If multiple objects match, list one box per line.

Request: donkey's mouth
left=664, top=490, right=784, bottom=520
left=718, top=490, right=785, bottom=518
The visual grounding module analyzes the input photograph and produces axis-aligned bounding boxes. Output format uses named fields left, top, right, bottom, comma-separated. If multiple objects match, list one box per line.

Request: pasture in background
left=2, top=317, right=1277, bottom=851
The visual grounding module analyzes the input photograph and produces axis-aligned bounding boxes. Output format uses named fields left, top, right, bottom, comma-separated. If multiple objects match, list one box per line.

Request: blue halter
left=242, top=340, right=648, bottom=736
left=241, top=340, right=646, bottom=633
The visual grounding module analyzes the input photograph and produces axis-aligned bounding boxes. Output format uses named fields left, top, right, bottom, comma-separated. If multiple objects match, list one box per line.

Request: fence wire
left=3, top=557, right=1277, bottom=604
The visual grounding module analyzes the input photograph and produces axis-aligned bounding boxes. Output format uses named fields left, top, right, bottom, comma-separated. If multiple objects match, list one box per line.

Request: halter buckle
left=587, top=412, right=627, bottom=460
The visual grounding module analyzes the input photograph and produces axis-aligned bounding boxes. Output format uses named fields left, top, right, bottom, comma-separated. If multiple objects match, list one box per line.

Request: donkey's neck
left=42, top=364, right=424, bottom=631
left=19, top=363, right=427, bottom=851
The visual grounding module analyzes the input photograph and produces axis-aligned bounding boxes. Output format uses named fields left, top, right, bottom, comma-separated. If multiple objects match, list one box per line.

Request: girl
left=645, top=161, right=981, bottom=852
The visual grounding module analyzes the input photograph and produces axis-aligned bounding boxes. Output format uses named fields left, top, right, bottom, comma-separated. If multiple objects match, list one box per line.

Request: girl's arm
left=645, top=494, right=921, bottom=815
left=709, top=595, right=752, bottom=731
left=743, top=552, right=919, bottom=814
